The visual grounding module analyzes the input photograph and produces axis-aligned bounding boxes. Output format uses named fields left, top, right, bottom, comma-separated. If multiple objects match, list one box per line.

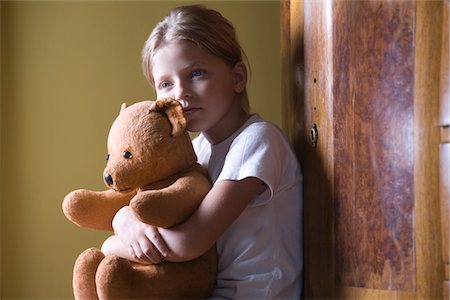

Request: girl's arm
left=111, top=176, right=264, bottom=263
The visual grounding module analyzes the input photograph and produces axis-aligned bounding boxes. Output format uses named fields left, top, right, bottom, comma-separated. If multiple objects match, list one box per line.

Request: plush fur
left=63, top=99, right=216, bottom=299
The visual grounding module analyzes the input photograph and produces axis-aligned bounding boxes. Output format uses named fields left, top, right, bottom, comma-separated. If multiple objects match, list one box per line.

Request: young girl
left=103, top=4, right=303, bottom=299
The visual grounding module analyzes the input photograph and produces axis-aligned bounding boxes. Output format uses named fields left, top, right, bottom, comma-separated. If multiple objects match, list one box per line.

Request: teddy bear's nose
left=104, top=173, right=114, bottom=186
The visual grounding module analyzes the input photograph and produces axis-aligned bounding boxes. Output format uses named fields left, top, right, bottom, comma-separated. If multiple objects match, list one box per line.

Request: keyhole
left=311, top=123, right=318, bottom=148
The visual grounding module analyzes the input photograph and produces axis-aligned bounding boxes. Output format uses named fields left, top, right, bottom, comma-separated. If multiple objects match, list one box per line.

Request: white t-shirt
left=193, top=114, right=303, bottom=299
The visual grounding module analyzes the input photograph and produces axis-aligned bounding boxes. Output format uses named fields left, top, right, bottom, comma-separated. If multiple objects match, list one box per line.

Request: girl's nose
left=175, top=83, right=192, bottom=100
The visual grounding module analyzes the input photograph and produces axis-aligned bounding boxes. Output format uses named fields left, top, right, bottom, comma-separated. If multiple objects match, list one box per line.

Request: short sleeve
left=216, top=123, right=292, bottom=206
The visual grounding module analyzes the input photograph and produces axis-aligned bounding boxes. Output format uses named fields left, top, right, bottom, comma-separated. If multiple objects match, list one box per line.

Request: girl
left=103, top=4, right=303, bottom=299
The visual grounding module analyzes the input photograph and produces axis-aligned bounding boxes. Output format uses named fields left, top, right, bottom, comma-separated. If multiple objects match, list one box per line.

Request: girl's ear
left=232, top=62, right=247, bottom=93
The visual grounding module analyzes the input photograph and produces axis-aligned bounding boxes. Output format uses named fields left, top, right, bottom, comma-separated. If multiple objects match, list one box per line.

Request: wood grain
left=441, top=143, right=450, bottom=300
left=440, top=0, right=450, bottom=128
left=333, top=1, right=416, bottom=291
left=282, top=0, right=446, bottom=298
left=440, top=1, right=450, bottom=299
left=414, top=1, right=445, bottom=298
left=303, top=0, right=335, bottom=297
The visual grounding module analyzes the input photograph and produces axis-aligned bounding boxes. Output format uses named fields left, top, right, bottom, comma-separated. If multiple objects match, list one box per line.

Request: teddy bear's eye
left=123, top=151, right=132, bottom=159
left=106, top=154, right=110, bottom=161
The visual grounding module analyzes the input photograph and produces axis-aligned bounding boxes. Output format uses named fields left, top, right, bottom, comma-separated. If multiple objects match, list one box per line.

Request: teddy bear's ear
left=150, top=98, right=186, bottom=136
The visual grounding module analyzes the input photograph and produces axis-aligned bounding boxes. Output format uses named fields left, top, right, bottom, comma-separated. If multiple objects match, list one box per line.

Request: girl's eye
left=191, top=70, right=204, bottom=78
left=160, top=82, right=172, bottom=89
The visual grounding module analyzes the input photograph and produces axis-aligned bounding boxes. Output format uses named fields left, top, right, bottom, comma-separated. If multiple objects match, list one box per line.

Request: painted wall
left=0, top=1, right=281, bottom=298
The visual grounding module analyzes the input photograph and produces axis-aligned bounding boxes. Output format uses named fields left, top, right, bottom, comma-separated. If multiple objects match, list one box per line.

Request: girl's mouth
left=183, top=107, right=200, bottom=115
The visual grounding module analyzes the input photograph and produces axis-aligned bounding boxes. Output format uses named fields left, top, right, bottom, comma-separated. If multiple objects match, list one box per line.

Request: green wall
left=0, top=1, right=281, bottom=298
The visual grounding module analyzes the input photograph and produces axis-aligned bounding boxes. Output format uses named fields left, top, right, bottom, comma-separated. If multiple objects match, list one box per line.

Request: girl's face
left=151, top=40, right=247, bottom=144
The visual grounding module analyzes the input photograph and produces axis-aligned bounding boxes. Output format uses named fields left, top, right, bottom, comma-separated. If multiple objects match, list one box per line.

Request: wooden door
left=439, top=1, right=450, bottom=298
left=281, top=0, right=449, bottom=298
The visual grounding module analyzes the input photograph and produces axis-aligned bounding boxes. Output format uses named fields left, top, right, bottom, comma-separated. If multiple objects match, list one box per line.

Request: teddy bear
left=62, top=98, right=216, bottom=299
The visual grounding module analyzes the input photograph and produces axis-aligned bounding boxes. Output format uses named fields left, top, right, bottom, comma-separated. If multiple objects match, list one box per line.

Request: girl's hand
left=112, top=206, right=169, bottom=264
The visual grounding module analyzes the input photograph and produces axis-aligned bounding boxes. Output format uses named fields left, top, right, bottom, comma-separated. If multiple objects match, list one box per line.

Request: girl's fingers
left=129, top=239, right=164, bottom=265
left=129, top=243, right=141, bottom=262
left=145, top=227, right=169, bottom=258
left=139, top=240, right=164, bottom=264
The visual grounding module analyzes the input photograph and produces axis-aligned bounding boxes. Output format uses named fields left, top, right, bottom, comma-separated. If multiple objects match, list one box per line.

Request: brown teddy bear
left=63, top=98, right=216, bottom=299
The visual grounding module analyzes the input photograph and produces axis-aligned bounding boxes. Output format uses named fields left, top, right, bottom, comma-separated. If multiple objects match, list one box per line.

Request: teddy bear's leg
left=73, top=248, right=105, bottom=300
left=95, top=255, right=137, bottom=299
left=96, top=248, right=216, bottom=299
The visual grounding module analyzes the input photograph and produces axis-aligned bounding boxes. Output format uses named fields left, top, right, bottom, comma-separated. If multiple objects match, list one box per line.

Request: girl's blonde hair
left=142, top=4, right=250, bottom=113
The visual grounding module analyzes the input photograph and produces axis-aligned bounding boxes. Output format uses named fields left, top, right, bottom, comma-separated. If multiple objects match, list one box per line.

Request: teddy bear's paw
left=63, top=189, right=106, bottom=229
left=62, top=189, right=87, bottom=224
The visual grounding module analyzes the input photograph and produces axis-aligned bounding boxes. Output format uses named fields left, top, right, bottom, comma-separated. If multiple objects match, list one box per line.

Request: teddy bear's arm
left=63, top=189, right=136, bottom=231
left=130, top=170, right=211, bottom=228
